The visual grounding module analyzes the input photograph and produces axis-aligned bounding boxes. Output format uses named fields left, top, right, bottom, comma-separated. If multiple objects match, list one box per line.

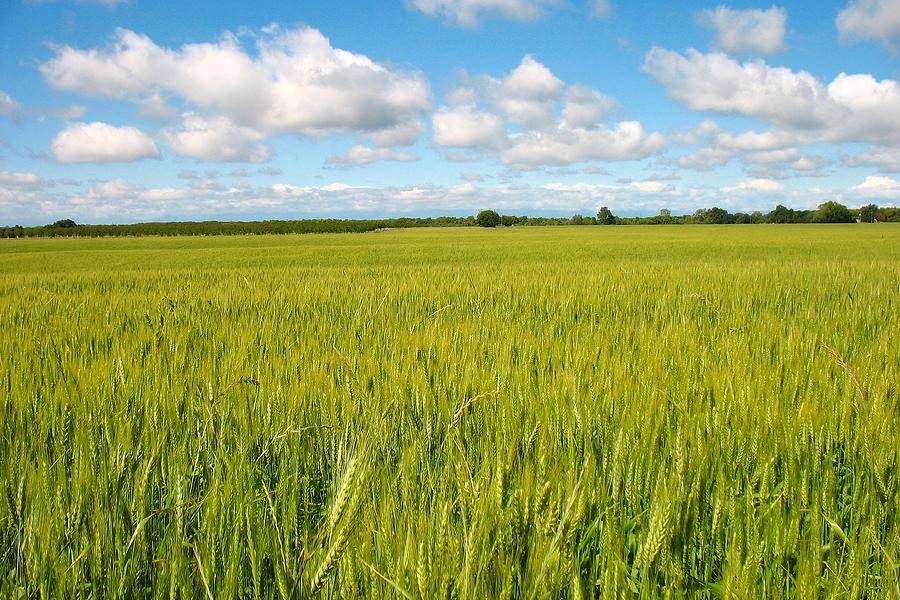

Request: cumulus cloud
left=40, top=25, right=432, bottom=159
left=433, top=105, right=507, bottom=149
left=0, top=91, right=21, bottom=119
left=837, top=0, right=900, bottom=48
left=699, top=6, right=787, bottom=56
left=502, top=122, right=665, bottom=166
left=161, top=113, right=270, bottom=162
left=851, top=175, right=900, bottom=197
left=50, top=121, right=160, bottom=163
left=406, top=0, right=563, bottom=27
left=326, top=145, right=418, bottom=167
left=644, top=47, right=900, bottom=146
left=433, top=55, right=664, bottom=167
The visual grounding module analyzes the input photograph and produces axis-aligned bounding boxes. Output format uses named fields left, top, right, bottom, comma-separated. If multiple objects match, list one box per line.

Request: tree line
left=0, top=216, right=472, bottom=238
left=1, top=202, right=896, bottom=238
left=477, top=202, right=897, bottom=226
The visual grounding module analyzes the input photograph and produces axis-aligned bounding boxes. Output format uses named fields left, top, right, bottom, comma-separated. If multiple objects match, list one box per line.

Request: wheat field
left=1, top=225, right=898, bottom=598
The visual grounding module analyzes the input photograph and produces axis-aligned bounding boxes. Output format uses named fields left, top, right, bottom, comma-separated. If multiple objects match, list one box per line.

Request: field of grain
left=1, top=225, right=898, bottom=598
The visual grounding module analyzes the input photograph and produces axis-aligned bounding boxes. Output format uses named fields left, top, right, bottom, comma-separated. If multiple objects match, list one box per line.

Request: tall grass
left=1, top=225, right=898, bottom=598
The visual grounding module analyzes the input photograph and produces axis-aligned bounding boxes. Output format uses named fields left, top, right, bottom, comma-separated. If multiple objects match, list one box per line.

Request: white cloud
left=161, top=113, right=270, bottom=163
left=40, top=25, right=432, bottom=156
left=433, top=105, right=507, bottom=149
left=406, top=0, right=563, bottom=27
left=0, top=171, right=41, bottom=187
left=837, top=0, right=900, bottom=48
left=854, top=174, right=898, bottom=189
left=433, top=56, right=664, bottom=166
left=501, top=121, right=665, bottom=166
left=139, top=187, right=188, bottom=202
left=851, top=175, right=900, bottom=198
left=326, top=145, right=418, bottom=167
left=0, top=91, right=21, bottom=119
left=562, top=85, right=614, bottom=128
left=50, top=122, right=160, bottom=163
left=631, top=181, right=675, bottom=193
left=136, top=93, right=178, bottom=122
left=644, top=47, right=900, bottom=145
left=644, top=48, right=828, bottom=131
left=699, top=6, right=787, bottom=56
left=723, top=178, right=784, bottom=192
left=673, top=146, right=736, bottom=170
left=847, top=146, right=900, bottom=171
left=501, top=55, right=562, bottom=99
left=320, top=182, right=355, bottom=192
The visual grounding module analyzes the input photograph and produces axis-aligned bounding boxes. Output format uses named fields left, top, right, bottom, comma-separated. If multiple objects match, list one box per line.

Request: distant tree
left=48, top=219, right=77, bottom=228
left=815, top=201, right=853, bottom=223
left=859, top=203, right=878, bottom=223
left=596, top=206, right=617, bottom=225
left=876, top=206, right=898, bottom=222
left=659, top=208, right=671, bottom=218
left=500, top=215, right=517, bottom=227
left=766, top=204, right=796, bottom=224
left=476, top=210, right=501, bottom=228
left=704, top=207, right=734, bottom=224
left=569, top=213, right=584, bottom=225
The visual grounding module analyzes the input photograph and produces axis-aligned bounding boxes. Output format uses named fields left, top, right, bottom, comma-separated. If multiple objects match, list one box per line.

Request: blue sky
left=2, top=0, right=900, bottom=224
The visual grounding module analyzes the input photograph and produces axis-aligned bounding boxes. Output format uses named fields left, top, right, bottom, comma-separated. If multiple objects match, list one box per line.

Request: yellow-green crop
left=1, top=225, right=898, bottom=598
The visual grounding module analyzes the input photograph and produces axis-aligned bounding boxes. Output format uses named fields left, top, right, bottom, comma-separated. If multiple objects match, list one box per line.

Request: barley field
left=1, top=225, right=898, bottom=598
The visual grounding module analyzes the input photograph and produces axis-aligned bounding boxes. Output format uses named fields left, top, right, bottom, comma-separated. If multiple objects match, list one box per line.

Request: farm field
left=1, top=225, right=898, bottom=598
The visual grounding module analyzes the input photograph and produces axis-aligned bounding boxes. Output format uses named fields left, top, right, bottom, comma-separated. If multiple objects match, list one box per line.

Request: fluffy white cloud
left=40, top=25, right=432, bottom=156
left=433, top=105, right=507, bottom=149
left=433, top=56, right=664, bottom=166
left=50, top=122, right=160, bottom=163
left=699, top=6, right=787, bottom=56
left=0, top=171, right=40, bottom=187
left=644, top=48, right=828, bottom=130
left=0, top=91, right=21, bottom=118
left=644, top=47, right=900, bottom=145
left=837, top=0, right=900, bottom=47
left=562, top=85, right=614, bottom=128
left=723, top=178, right=784, bottom=192
left=501, top=55, right=562, bottom=99
left=854, top=174, right=899, bottom=189
left=161, top=113, right=270, bottom=162
left=326, top=145, right=419, bottom=167
left=406, top=0, right=563, bottom=27
left=851, top=175, right=900, bottom=197
left=501, top=122, right=665, bottom=166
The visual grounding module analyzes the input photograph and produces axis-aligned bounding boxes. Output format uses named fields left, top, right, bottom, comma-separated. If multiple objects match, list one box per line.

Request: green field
left=1, top=225, right=898, bottom=598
